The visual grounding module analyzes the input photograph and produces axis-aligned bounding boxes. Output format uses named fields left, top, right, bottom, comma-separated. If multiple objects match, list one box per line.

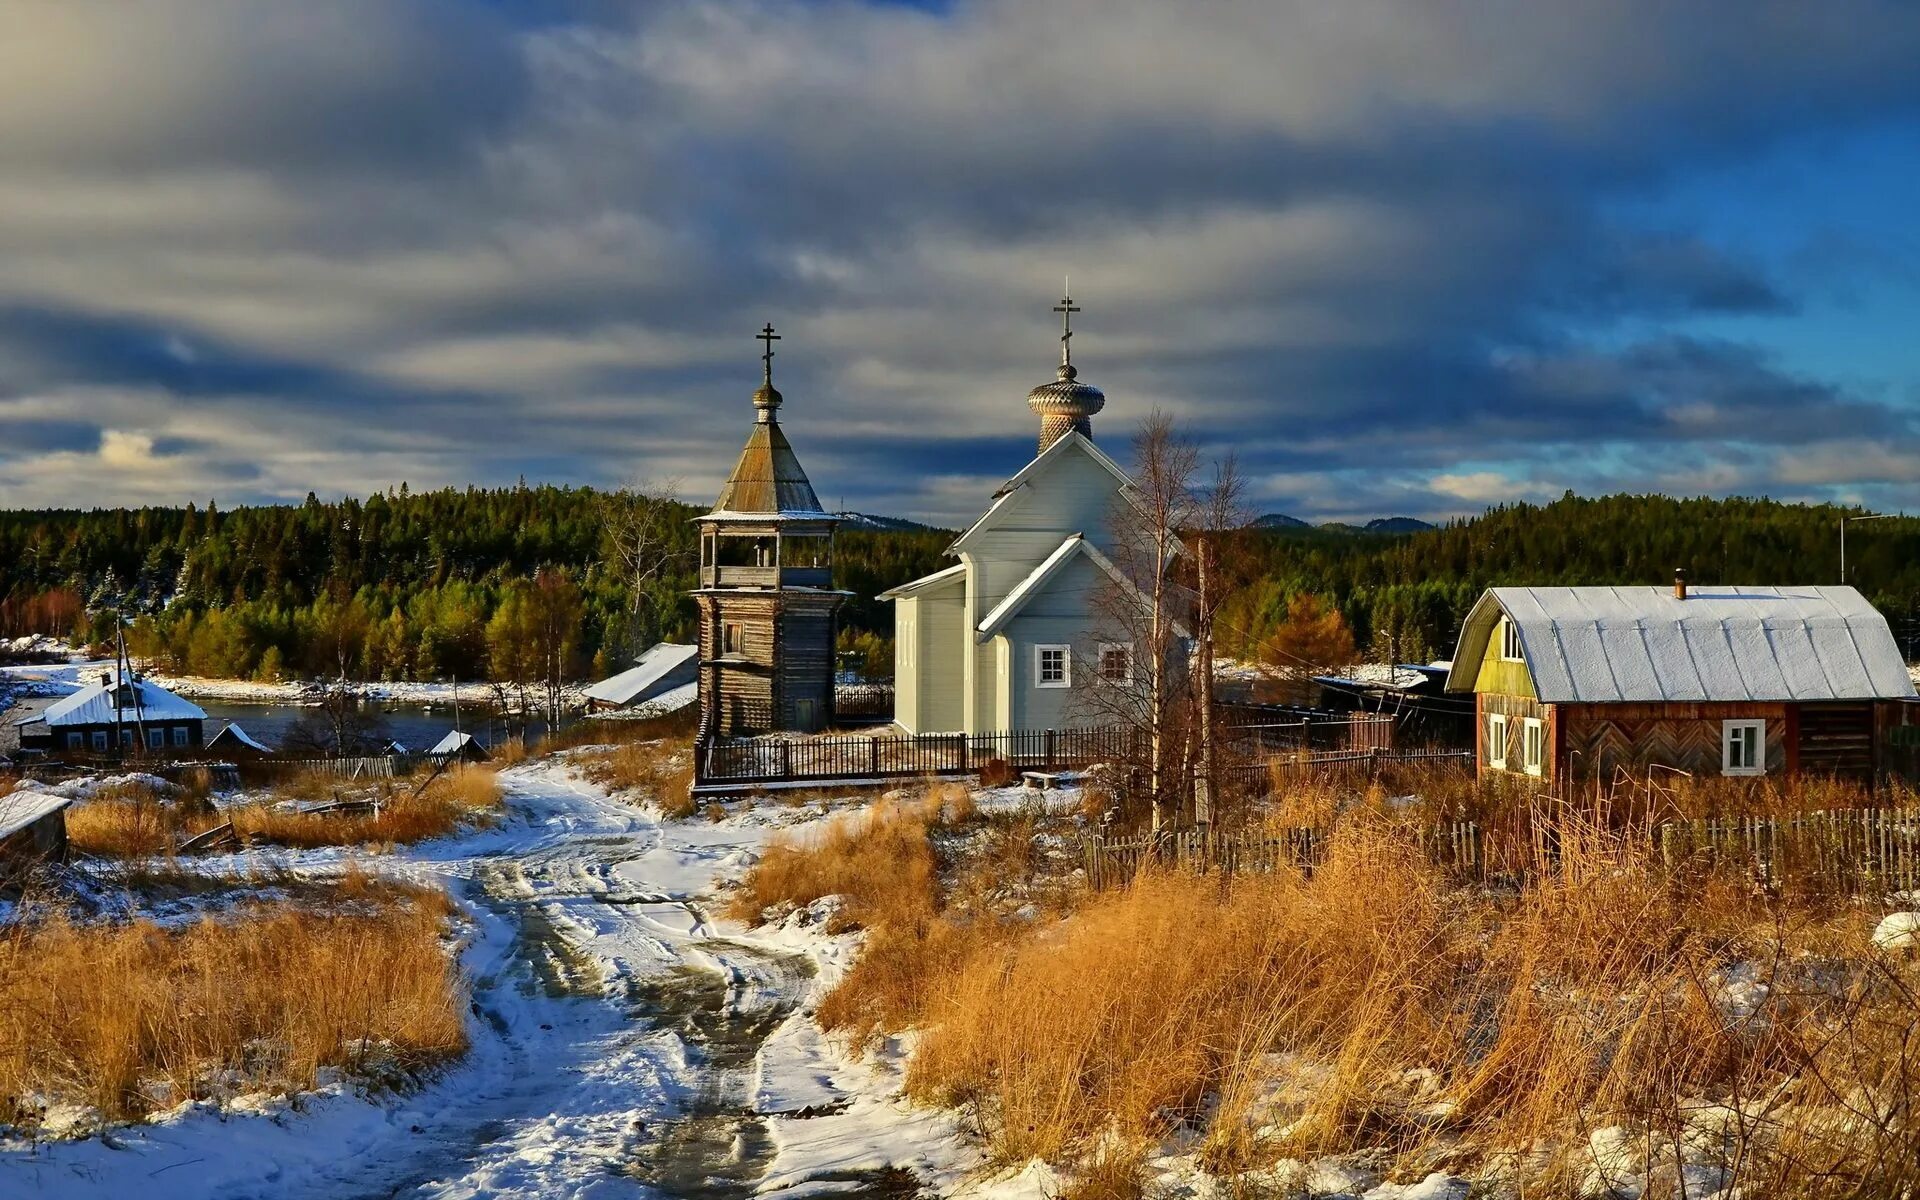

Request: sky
left=3, top=1, right=1920, bottom=527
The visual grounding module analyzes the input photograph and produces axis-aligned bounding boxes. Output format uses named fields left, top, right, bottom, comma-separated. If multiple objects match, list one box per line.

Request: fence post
left=869, top=736, right=879, bottom=778
left=780, top=739, right=792, bottom=781
left=1046, top=728, right=1057, bottom=766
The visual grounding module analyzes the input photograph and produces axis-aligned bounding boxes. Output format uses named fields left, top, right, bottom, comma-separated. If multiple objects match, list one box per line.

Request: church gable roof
left=877, top=563, right=966, bottom=601
left=949, top=431, right=1134, bottom=555
left=976, top=533, right=1185, bottom=640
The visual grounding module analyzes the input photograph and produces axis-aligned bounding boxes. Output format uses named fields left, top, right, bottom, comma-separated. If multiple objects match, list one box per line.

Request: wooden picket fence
left=1084, top=822, right=1486, bottom=890
left=1085, top=807, right=1920, bottom=895
left=1658, top=808, right=1920, bottom=893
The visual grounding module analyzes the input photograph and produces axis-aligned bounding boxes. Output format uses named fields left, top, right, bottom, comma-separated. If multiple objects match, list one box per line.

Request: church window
left=1035, top=645, right=1071, bottom=689
left=1098, top=642, right=1134, bottom=685
left=723, top=622, right=744, bottom=655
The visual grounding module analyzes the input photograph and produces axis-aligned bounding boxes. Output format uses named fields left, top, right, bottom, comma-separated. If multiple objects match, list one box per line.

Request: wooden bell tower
left=694, top=325, right=845, bottom=737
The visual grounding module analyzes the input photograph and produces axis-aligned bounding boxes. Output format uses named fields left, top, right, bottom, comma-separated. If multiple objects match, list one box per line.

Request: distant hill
left=836, top=512, right=945, bottom=534
left=1247, top=513, right=1434, bottom=534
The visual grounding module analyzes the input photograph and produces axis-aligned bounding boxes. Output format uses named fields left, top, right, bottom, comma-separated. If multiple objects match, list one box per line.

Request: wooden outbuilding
left=205, top=722, right=275, bottom=760
left=0, top=789, right=71, bottom=869
left=1445, top=579, right=1918, bottom=785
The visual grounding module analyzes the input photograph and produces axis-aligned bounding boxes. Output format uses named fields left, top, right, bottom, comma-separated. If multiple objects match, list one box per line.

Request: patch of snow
left=1873, top=910, right=1920, bottom=951
left=1363, top=1174, right=1471, bottom=1200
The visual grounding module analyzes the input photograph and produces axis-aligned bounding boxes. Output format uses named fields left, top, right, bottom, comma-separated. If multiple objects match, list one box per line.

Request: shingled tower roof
left=710, top=323, right=828, bottom=517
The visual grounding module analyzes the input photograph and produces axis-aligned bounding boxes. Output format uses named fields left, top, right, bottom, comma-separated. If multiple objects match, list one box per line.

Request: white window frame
left=1486, top=713, right=1508, bottom=770
left=1034, top=644, right=1071, bottom=689
left=172, top=726, right=191, bottom=747
left=146, top=727, right=165, bottom=749
left=1722, top=719, right=1766, bottom=777
left=90, top=731, right=109, bottom=752
left=1097, top=641, right=1134, bottom=686
left=65, top=731, right=84, bottom=750
left=1522, top=717, right=1546, bottom=777
left=1499, top=616, right=1526, bottom=663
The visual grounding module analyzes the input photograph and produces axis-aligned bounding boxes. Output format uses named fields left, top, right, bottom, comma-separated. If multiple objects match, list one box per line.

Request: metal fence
left=697, top=725, right=1140, bottom=788
left=693, top=715, right=1419, bottom=791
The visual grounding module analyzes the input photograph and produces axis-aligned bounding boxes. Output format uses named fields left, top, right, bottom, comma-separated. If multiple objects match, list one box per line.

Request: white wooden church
left=882, top=297, right=1159, bottom=734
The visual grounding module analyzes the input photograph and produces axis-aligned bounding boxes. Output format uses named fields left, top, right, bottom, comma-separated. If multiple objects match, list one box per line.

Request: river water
left=197, top=700, right=536, bottom=754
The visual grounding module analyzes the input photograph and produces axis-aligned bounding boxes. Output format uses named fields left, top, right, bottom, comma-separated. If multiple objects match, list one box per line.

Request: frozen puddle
left=2, top=761, right=974, bottom=1200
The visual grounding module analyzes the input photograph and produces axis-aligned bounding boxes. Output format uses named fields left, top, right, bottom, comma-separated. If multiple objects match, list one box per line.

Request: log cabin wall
left=1559, top=701, right=1788, bottom=781
left=1795, top=702, right=1876, bottom=779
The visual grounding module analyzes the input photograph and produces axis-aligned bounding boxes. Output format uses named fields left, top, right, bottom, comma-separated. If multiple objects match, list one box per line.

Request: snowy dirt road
left=4, top=762, right=975, bottom=1200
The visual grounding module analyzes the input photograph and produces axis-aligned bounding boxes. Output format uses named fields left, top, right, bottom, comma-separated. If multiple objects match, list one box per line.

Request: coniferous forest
left=0, top=485, right=949, bottom=682
left=2, top=488, right=1917, bottom=682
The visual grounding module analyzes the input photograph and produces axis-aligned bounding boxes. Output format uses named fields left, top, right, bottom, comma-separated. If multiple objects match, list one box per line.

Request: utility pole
left=1841, top=513, right=1896, bottom=584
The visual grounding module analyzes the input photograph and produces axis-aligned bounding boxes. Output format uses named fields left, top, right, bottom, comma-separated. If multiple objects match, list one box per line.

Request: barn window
left=1722, top=720, right=1766, bottom=776
left=1499, top=617, right=1526, bottom=663
left=1035, top=645, right=1071, bottom=689
left=1098, top=642, right=1134, bottom=685
left=1522, top=717, right=1545, bottom=776
left=1487, top=714, right=1508, bottom=769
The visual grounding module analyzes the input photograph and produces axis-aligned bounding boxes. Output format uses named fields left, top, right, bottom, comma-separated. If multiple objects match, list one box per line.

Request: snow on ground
left=0, top=759, right=991, bottom=1200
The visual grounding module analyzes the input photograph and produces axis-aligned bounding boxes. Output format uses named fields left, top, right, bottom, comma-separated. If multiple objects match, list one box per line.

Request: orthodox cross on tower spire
left=758, top=322, right=780, bottom=383
left=1053, top=287, right=1080, bottom=370
left=752, top=322, right=783, bottom=421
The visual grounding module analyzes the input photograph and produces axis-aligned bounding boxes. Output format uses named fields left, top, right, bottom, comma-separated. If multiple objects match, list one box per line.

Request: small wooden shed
left=0, top=789, right=72, bottom=868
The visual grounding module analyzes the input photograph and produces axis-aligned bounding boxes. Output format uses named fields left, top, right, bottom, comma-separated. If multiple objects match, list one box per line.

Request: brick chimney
left=1674, top=568, right=1688, bottom=600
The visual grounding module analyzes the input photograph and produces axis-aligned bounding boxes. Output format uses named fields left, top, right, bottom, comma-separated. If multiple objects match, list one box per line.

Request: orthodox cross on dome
left=1052, top=289, right=1080, bottom=370
left=757, top=322, right=780, bottom=383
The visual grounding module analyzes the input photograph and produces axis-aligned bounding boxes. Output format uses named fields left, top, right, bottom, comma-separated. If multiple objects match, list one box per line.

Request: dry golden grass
left=68, top=767, right=503, bottom=856
left=0, top=896, right=466, bottom=1129
left=778, top=788, right=1920, bottom=1196
left=577, top=739, right=695, bottom=818
left=728, top=796, right=940, bottom=930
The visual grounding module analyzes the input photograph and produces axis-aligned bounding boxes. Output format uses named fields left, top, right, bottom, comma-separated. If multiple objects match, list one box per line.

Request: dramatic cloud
left=2, top=0, right=1919, bottom=523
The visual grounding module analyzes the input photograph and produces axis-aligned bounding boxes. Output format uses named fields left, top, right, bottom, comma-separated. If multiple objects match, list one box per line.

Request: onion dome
left=1027, top=290, right=1104, bottom=452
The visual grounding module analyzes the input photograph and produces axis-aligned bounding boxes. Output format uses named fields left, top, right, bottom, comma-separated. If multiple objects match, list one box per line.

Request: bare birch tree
left=1088, top=411, right=1200, bottom=836
left=600, top=479, right=689, bottom=660
left=1190, top=453, right=1248, bottom=828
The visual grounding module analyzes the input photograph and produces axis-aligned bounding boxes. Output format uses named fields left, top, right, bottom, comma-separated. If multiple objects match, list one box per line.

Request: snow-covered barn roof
left=1445, top=585, right=1917, bottom=704
left=207, top=722, right=273, bottom=753
left=429, top=730, right=481, bottom=756
left=12, top=673, right=205, bottom=728
left=0, top=789, right=72, bottom=839
left=583, top=643, right=698, bottom=706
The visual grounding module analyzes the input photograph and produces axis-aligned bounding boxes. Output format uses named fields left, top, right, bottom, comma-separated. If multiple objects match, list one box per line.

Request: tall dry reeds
left=0, top=898, right=466, bottom=1129
left=789, top=798, right=1920, bottom=1195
